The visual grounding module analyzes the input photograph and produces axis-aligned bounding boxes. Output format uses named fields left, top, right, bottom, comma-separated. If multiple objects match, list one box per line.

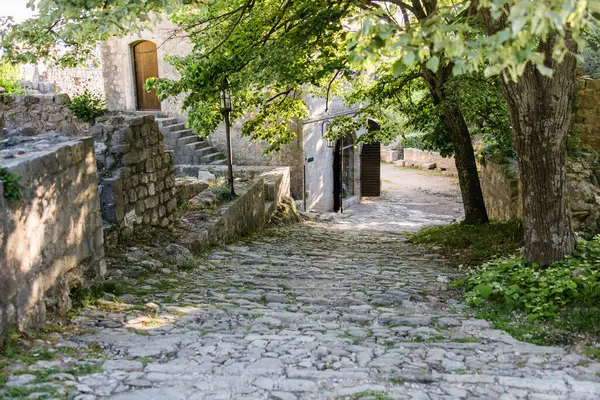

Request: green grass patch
left=464, top=236, right=600, bottom=321
left=409, top=220, right=523, bottom=266
left=584, top=347, right=600, bottom=359
left=2, top=385, right=60, bottom=398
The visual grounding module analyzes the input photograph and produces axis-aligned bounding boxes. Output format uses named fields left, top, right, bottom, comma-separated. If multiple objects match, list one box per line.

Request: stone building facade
left=0, top=134, right=105, bottom=342
left=99, top=19, right=192, bottom=116
left=17, top=18, right=370, bottom=212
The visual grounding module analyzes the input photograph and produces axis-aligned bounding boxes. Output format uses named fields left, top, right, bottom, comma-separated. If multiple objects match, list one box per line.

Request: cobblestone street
left=3, top=167, right=600, bottom=399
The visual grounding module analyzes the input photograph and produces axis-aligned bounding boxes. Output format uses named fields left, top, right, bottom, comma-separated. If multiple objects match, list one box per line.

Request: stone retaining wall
left=574, top=78, right=600, bottom=154
left=480, top=154, right=600, bottom=232
left=480, top=159, right=522, bottom=221
left=92, top=114, right=178, bottom=244
left=0, top=94, right=90, bottom=136
left=401, top=148, right=458, bottom=174
left=0, top=135, right=105, bottom=343
left=174, top=165, right=292, bottom=252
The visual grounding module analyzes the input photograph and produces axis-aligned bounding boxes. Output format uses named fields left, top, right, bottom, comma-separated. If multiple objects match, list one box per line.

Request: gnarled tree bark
left=480, top=11, right=577, bottom=264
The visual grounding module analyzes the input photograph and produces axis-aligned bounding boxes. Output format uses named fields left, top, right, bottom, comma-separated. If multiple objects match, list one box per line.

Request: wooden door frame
left=131, top=40, right=161, bottom=111
left=333, top=139, right=342, bottom=212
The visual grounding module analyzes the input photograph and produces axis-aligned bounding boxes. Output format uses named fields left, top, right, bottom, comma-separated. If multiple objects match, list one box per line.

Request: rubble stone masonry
left=0, top=135, right=105, bottom=342
left=92, top=114, right=178, bottom=245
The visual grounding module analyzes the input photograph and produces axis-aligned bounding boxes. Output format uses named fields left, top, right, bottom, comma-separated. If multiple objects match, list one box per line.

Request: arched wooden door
left=133, top=41, right=161, bottom=111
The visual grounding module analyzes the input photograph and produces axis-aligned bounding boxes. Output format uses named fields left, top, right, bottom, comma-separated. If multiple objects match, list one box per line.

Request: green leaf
left=476, top=283, right=493, bottom=298
left=425, top=56, right=440, bottom=73
left=403, top=51, right=415, bottom=66
left=392, top=60, right=407, bottom=77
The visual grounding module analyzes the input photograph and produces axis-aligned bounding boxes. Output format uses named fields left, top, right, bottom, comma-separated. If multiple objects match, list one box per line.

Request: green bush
left=0, top=62, right=24, bottom=95
left=402, top=132, right=426, bottom=150
left=0, top=168, right=25, bottom=202
left=67, top=89, right=107, bottom=123
left=464, top=236, right=600, bottom=321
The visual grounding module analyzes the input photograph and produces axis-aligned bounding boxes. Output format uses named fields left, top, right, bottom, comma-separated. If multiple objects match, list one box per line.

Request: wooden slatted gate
left=361, top=142, right=381, bottom=196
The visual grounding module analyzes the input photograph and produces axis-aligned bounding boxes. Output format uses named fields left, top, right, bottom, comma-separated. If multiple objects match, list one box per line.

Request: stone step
left=161, top=123, right=187, bottom=133
left=210, top=159, right=228, bottom=165
left=165, top=129, right=194, bottom=140
left=177, top=136, right=198, bottom=146
left=156, top=117, right=179, bottom=128
left=195, top=146, right=219, bottom=157
left=186, top=142, right=210, bottom=151
left=201, top=151, right=226, bottom=164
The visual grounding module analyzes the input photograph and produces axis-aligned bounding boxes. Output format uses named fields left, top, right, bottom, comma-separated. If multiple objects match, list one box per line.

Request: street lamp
left=322, top=120, right=335, bottom=148
left=220, top=77, right=236, bottom=198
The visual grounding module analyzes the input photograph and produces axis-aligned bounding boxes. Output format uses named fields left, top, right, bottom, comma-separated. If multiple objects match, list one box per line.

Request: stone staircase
left=156, top=117, right=226, bottom=165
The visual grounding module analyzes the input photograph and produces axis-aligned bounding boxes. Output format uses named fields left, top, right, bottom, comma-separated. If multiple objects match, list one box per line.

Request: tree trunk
left=422, top=68, right=489, bottom=224
left=441, top=103, right=489, bottom=224
left=498, top=38, right=577, bottom=265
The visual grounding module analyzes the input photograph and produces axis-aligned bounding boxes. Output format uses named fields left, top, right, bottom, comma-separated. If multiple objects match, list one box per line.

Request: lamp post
left=220, top=77, right=236, bottom=198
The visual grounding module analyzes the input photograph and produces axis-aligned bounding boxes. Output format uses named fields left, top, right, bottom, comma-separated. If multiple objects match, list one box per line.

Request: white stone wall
left=100, top=19, right=192, bottom=116
left=301, top=95, right=362, bottom=212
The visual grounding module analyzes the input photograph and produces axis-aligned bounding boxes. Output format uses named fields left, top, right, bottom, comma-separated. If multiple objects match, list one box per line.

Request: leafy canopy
left=1, top=0, right=596, bottom=151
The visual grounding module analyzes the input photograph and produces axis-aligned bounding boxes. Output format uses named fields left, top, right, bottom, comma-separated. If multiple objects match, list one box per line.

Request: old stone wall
left=574, top=77, right=600, bottom=154
left=0, top=135, right=105, bottom=342
left=401, top=148, right=458, bottom=174
left=92, top=114, right=178, bottom=244
left=480, top=154, right=600, bottom=232
left=480, top=159, right=522, bottom=221
left=0, top=94, right=90, bottom=137
left=20, top=59, right=105, bottom=98
left=173, top=165, right=292, bottom=253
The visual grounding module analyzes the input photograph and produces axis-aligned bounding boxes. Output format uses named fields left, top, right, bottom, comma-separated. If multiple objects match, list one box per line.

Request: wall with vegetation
left=0, top=135, right=105, bottom=343
left=0, top=94, right=90, bottom=136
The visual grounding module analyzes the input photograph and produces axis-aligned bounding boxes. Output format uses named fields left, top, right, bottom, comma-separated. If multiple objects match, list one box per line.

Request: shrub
left=0, top=167, right=25, bottom=202
left=402, top=132, right=426, bottom=150
left=464, top=236, right=600, bottom=321
left=67, top=89, right=107, bottom=123
left=0, top=62, right=24, bottom=95
left=208, top=177, right=233, bottom=201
